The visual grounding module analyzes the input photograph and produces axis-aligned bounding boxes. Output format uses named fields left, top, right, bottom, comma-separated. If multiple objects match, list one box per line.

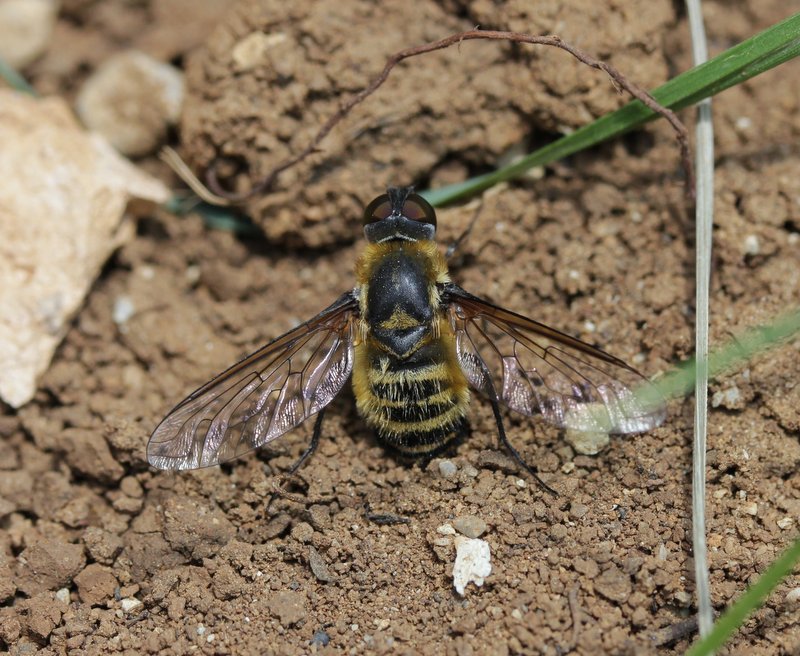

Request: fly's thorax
left=354, top=240, right=450, bottom=358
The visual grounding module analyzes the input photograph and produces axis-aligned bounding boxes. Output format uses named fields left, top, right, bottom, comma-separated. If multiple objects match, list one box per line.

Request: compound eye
left=363, top=194, right=392, bottom=225
left=402, top=194, right=436, bottom=227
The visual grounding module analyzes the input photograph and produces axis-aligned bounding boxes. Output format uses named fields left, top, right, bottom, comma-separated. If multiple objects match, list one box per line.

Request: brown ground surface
left=2, top=0, right=800, bottom=654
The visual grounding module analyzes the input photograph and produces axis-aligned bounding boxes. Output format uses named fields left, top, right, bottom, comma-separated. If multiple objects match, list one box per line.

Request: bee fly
left=148, top=187, right=666, bottom=493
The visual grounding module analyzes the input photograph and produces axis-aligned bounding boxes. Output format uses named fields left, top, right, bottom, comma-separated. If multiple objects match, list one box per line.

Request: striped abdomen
left=352, top=239, right=470, bottom=454
left=352, top=331, right=470, bottom=454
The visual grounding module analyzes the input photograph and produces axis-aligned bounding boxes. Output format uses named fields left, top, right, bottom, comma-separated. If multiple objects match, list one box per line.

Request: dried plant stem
left=179, top=29, right=691, bottom=203
left=686, top=0, right=715, bottom=643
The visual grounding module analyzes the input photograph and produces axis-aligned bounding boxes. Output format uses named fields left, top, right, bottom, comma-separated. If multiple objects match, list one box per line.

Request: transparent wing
left=443, top=284, right=666, bottom=434
left=147, top=291, right=359, bottom=470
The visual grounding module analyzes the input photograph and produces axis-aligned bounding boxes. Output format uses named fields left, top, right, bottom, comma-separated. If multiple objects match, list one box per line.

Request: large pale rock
left=0, top=90, right=170, bottom=408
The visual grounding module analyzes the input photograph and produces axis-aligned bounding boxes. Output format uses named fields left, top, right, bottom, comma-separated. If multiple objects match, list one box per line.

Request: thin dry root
left=196, top=28, right=693, bottom=203
left=159, top=146, right=233, bottom=206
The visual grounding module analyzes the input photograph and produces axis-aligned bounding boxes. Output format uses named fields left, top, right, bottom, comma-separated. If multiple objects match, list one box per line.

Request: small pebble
left=438, top=459, right=457, bottom=478
left=112, top=296, right=135, bottom=325
left=231, top=31, right=288, bottom=72
left=461, top=465, right=479, bottom=478
left=0, top=0, right=58, bottom=68
left=436, top=524, right=456, bottom=536
left=453, top=515, right=488, bottom=539
left=76, top=50, right=184, bottom=156
left=308, top=546, right=335, bottom=583
left=711, top=386, right=742, bottom=408
left=777, top=517, right=794, bottom=530
left=565, top=427, right=609, bottom=455
left=310, top=630, right=330, bottom=647
left=55, top=588, right=70, bottom=604
left=120, top=597, right=143, bottom=613
left=570, top=503, right=589, bottom=519
left=744, top=234, right=760, bottom=255
left=785, top=588, right=800, bottom=603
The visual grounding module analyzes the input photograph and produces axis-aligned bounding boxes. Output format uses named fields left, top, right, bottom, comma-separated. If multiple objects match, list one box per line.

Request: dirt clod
left=15, top=539, right=85, bottom=597
left=61, top=428, right=125, bottom=484
left=19, top=592, right=62, bottom=641
left=594, top=565, right=633, bottom=604
left=73, top=564, right=118, bottom=607
left=162, top=497, right=236, bottom=560
left=267, top=591, right=306, bottom=627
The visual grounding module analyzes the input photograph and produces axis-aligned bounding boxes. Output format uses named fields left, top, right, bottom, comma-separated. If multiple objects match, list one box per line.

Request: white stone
left=438, top=460, right=458, bottom=478
left=711, top=386, right=741, bottom=408
left=112, top=295, right=135, bottom=325
left=120, top=597, right=143, bottom=613
left=453, top=536, right=492, bottom=596
left=76, top=51, right=184, bottom=156
left=0, top=0, right=58, bottom=69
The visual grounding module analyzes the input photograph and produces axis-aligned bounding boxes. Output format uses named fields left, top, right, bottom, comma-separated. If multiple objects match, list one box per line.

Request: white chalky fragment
left=120, top=597, right=143, bottom=613
left=453, top=536, right=492, bottom=596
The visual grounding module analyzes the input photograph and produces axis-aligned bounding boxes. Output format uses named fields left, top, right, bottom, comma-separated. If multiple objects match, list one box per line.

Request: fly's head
left=363, top=186, right=437, bottom=243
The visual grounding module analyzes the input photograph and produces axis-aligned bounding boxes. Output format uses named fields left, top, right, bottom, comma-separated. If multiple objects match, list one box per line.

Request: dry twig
left=166, top=29, right=693, bottom=203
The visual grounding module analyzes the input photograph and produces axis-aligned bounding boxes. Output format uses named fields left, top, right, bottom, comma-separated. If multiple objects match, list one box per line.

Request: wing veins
left=444, top=284, right=666, bottom=433
left=148, top=291, right=359, bottom=470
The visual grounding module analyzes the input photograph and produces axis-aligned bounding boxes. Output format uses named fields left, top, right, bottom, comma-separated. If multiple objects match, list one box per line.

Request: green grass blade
left=634, top=308, right=800, bottom=413
left=422, top=13, right=800, bottom=206
left=0, top=55, right=37, bottom=96
left=685, top=537, right=800, bottom=656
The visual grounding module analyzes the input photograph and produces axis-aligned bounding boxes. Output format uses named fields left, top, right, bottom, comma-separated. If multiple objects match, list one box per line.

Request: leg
left=285, top=407, right=326, bottom=477
left=491, top=400, right=558, bottom=497
left=445, top=201, right=483, bottom=261
left=268, top=408, right=327, bottom=509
